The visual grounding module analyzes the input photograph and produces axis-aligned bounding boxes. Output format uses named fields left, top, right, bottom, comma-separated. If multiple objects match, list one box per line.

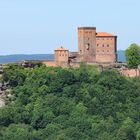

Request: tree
left=0, top=124, right=38, bottom=140
left=2, top=65, right=27, bottom=87
left=125, top=43, right=140, bottom=68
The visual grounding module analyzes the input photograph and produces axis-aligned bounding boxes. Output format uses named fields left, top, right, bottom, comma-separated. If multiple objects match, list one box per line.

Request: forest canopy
left=0, top=64, right=140, bottom=140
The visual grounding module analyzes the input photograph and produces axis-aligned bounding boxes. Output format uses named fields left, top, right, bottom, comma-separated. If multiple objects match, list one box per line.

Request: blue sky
left=0, top=0, right=140, bottom=55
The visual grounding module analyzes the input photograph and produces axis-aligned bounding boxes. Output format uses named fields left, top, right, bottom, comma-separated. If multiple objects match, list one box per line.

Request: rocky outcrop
left=0, top=82, right=9, bottom=108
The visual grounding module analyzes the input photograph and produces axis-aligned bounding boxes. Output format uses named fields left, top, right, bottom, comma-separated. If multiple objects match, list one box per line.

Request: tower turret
left=54, top=46, right=69, bottom=66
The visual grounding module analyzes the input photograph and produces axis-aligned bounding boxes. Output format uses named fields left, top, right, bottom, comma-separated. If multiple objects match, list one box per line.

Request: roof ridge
left=96, top=32, right=116, bottom=36
left=55, top=47, right=69, bottom=51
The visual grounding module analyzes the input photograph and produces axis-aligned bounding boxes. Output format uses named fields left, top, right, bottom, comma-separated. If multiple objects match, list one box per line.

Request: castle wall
left=120, top=68, right=140, bottom=77
left=96, top=54, right=116, bottom=63
left=42, top=60, right=56, bottom=67
left=96, top=36, right=117, bottom=63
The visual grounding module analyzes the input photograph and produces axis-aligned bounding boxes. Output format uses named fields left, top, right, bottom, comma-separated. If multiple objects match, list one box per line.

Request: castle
left=21, top=26, right=140, bottom=77
left=43, top=26, right=117, bottom=67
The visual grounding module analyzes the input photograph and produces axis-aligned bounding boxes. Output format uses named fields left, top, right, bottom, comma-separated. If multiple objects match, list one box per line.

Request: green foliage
left=0, top=124, right=42, bottom=140
left=2, top=64, right=27, bottom=87
left=125, top=43, right=140, bottom=68
left=0, top=64, right=140, bottom=139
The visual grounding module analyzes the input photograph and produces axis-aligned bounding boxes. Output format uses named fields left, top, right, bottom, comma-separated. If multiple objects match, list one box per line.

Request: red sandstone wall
left=96, top=54, right=116, bottom=63
left=96, top=37, right=117, bottom=63
left=120, top=68, right=140, bottom=77
left=78, top=27, right=96, bottom=62
left=42, top=61, right=56, bottom=67
left=55, top=50, right=69, bottom=65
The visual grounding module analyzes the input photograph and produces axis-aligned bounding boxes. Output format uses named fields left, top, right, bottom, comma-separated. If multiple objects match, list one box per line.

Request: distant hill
left=117, top=50, right=126, bottom=62
left=0, top=54, right=54, bottom=64
left=0, top=51, right=126, bottom=64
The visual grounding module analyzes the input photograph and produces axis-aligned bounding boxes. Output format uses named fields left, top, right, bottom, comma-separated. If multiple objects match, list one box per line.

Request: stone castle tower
left=78, top=27, right=96, bottom=62
left=54, top=47, right=69, bottom=66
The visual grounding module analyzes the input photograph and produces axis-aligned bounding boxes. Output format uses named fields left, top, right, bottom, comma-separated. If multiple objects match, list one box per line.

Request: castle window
left=107, top=44, right=109, bottom=47
left=107, top=50, right=109, bottom=52
left=97, top=44, right=99, bottom=47
left=102, top=50, right=104, bottom=52
left=102, top=44, right=104, bottom=47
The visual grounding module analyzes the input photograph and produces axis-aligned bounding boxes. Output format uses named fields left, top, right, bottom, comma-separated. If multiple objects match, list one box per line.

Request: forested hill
left=0, top=50, right=125, bottom=64
left=0, top=63, right=140, bottom=140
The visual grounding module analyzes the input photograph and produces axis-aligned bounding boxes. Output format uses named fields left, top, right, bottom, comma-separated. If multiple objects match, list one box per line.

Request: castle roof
left=96, top=32, right=116, bottom=37
left=55, top=47, right=69, bottom=51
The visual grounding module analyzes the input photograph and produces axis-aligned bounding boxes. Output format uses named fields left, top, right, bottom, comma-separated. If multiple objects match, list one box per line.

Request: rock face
left=0, top=96, right=5, bottom=107
left=0, top=90, right=5, bottom=107
left=0, top=82, right=9, bottom=108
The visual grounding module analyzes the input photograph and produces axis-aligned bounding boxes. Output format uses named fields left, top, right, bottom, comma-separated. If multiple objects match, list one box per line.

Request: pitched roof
left=96, top=32, right=116, bottom=37
left=55, top=47, right=69, bottom=51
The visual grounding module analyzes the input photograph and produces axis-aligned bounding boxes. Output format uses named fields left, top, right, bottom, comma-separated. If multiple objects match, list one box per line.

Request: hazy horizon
left=0, top=0, right=140, bottom=55
left=0, top=50, right=125, bottom=56
left=0, top=51, right=126, bottom=64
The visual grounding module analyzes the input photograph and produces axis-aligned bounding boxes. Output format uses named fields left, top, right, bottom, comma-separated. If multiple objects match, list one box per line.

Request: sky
left=0, top=0, right=140, bottom=55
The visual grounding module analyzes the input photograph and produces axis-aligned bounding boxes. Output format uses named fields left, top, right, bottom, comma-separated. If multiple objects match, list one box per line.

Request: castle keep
left=47, top=26, right=117, bottom=67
